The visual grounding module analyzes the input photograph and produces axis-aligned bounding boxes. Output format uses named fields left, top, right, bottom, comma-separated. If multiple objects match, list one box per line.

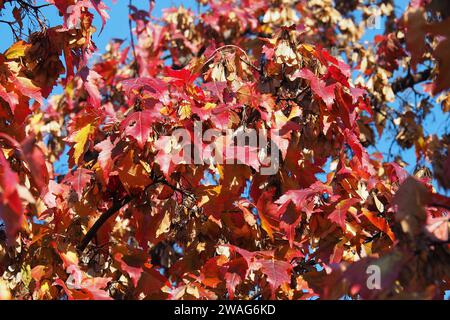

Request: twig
left=391, top=68, right=432, bottom=94
left=0, top=19, right=19, bottom=40
left=77, top=194, right=132, bottom=252
left=430, top=203, right=450, bottom=211
left=7, top=0, right=51, bottom=10
left=201, top=44, right=259, bottom=73
left=128, top=0, right=139, bottom=75
left=77, top=176, right=193, bottom=252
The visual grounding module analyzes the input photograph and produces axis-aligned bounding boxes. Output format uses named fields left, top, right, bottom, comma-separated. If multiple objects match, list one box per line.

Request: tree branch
left=430, top=202, right=450, bottom=211
left=6, top=0, right=51, bottom=10
left=128, top=0, right=139, bottom=75
left=392, top=68, right=432, bottom=94
left=77, top=175, right=193, bottom=252
left=77, top=194, right=132, bottom=252
left=0, top=19, right=19, bottom=40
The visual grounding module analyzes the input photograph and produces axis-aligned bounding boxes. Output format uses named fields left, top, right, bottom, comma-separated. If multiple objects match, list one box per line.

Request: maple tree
left=0, top=0, right=449, bottom=300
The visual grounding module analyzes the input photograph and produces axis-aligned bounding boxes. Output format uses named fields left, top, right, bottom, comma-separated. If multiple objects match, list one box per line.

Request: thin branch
left=77, top=176, right=193, bottom=252
left=430, top=203, right=450, bottom=211
left=77, top=194, right=132, bottom=252
left=7, top=0, right=51, bottom=10
left=201, top=44, right=259, bottom=72
left=391, top=68, right=432, bottom=94
left=128, top=0, right=139, bottom=75
left=0, top=19, right=19, bottom=40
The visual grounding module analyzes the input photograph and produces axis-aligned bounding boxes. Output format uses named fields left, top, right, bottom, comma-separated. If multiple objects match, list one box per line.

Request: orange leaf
left=4, top=40, right=30, bottom=59
left=362, top=208, right=396, bottom=242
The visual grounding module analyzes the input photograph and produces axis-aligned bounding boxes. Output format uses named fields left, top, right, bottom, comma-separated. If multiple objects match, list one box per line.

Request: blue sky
left=0, top=0, right=448, bottom=194
left=0, top=0, right=197, bottom=51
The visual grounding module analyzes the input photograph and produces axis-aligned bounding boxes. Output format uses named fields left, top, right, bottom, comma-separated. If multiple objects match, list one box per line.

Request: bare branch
left=128, top=0, right=139, bottom=75
left=392, top=68, right=432, bottom=94
left=77, top=194, right=132, bottom=252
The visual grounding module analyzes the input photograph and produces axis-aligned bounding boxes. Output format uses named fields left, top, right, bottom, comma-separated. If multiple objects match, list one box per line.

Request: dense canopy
left=0, top=0, right=449, bottom=300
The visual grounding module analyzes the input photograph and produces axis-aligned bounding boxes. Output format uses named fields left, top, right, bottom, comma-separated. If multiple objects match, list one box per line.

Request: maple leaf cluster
left=0, top=0, right=449, bottom=300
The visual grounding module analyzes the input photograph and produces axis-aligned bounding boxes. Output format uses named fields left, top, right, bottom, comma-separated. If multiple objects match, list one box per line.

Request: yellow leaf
left=198, top=185, right=222, bottom=207
left=160, top=105, right=172, bottom=116
left=373, top=193, right=384, bottom=213
left=301, top=44, right=315, bottom=53
left=139, top=160, right=152, bottom=174
left=73, top=123, right=92, bottom=165
left=178, top=101, right=192, bottom=120
left=186, top=285, right=200, bottom=298
left=39, top=281, right=51, bottom=297
left=4, top=40, right=31, bottom=59
left=260, top=214, right=274, bottom=241
left=274, top=104, right=300, bottom=127
left=204, top=102, right=217, bottom=110
left=196, top=242, right=206, bottom=253
left=0, top=279, right=11, bottom=300
left=61, top=250, right=79, bottom=267
left=156, top=210, right=171, bottom=238
left=21, top=264, right=32, bottom=288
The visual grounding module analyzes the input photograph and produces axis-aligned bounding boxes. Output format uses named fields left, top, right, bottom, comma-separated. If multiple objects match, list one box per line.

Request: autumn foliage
left=0, top=0, right=449, bottom=300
